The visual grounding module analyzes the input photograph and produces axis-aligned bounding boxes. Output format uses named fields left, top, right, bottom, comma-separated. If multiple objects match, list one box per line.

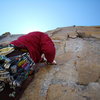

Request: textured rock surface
left=0, top=26, right=100, bottom=100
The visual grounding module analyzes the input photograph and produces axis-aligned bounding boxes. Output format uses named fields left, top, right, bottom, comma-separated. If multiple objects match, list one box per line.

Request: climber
left=10, top=31, right=56, bottom=65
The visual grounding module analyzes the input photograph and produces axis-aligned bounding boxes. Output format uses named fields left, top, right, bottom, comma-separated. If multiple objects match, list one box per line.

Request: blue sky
left=0, top=0, right=100, bottom=35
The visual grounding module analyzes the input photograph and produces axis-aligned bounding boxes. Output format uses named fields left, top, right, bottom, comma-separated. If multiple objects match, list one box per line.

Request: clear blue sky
left=0, top=0, right=100, bottom=35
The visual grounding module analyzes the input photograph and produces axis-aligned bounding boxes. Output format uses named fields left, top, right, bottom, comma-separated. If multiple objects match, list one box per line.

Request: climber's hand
left=47, top=60, right=57, bottom=65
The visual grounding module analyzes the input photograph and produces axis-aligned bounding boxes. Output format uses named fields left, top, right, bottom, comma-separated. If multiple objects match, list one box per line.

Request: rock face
left=0, top=26, right=100, bottom=100
left=0, top=33, right=23, bottom=43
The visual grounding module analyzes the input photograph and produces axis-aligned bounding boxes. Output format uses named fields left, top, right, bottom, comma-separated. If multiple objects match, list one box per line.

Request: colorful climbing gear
left=0, top=45, right=35, bottom=96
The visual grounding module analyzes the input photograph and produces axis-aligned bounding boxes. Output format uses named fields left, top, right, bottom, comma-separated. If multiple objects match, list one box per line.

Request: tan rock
left=76, top=26, right=100, bottom=38
left=47, top=84, right=85, bottom=100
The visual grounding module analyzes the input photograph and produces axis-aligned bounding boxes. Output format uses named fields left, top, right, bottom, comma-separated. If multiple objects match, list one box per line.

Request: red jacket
left=10, top=31, right=55, bottom=63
